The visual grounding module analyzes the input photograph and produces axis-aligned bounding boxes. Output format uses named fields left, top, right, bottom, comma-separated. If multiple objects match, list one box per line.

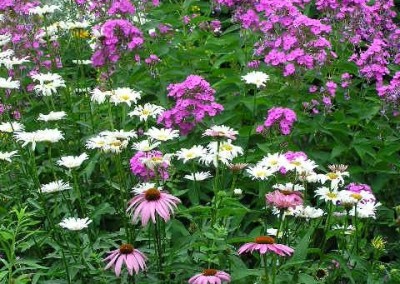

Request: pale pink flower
left=104, top=244, right=147, bottom=277
left=189, top=269, right=231, bottom=284
left=238, top=236, right=294, bottom=256
left=266, top=190, right=303, bottom=209
left=127, top=187, right=181, bottom=226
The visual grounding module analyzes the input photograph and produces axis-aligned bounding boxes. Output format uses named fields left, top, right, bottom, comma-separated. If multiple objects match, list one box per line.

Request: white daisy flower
left=315, top=186, right=339, bottom=203
left=0, top=34, right=11, bottom=46
left=259, top=153, right=287, bottom=172
left=31, top=72, right=66, bottom=96
left=203, top=125, right=238, bottom=140
left=40, top=180, right=71, bottom=193
left=14, top=128, right=64, bottom=150
left=246, top=165, right=274, bottom=180
left=57, top=153, right=88, bottom=169
left=242, top=71, right=270, bottom=88
left=0, top=150, right=18, bottom=162
left=90, top=88, right=111, bottom=104
left=132, top=140, right=161, bottom=152
left=144, top=127, right=179, bottom=141
left=128, top=103, right=165, bottom=122
left=184, top=171, right=212, bottom=181
left=0, top=56, right=29, bottom=69
left=59, top=217, right=92, bottom=231
left=29, top=5, right=60, bottom=16
left=273, top=182, right=305, bottom=192
left=109, top=87, right=141, bottom=107
left=291, top=205, right=324, bottom=219
left=233, top=188, right=243, bottom=195
left=0, top=77, right=20, bottom=89
left=0, top=49, right=14, bottom=59
left=332, top=224, right=355, bottom=235
left=132, top=182, right=156, bottom=194
left=38, top=111, right=67, bottom=122
left=72, top=59, right=92, bottom=65
left=140, top=153, right=172, bottom=170
left=0, top=121, right=24, bottom=133
left=176, top=145, right=207, bottom=163
left=349, top=202, right=381, bottom=219
left=85, top=130, right=136, bottom=153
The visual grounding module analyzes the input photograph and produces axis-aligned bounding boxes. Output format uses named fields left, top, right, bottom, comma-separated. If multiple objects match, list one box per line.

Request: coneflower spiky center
left=255, top=236, right=275, bottom=244
left=145, top=188, right=161, bottom=201
left=202, top=269, right=217, bottom=276
left=119, top=244, right=134, bottom=254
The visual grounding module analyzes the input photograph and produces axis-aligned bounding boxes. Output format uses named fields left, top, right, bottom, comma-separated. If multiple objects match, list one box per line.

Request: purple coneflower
left=127, top=187, right=181, bottom=226
left=266, top=190, right=303, bottom=209
left=238, top=236, right=294, bottom=256
left=188, top=269, right=231, bottom=284
left=104, top=244, right=147, bottom=277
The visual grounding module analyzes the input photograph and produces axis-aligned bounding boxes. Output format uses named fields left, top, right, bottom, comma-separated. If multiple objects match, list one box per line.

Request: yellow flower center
left=327, top=172, right=338, bottom=180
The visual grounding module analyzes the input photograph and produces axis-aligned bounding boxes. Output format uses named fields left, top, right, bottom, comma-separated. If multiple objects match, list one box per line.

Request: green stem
left=263, top=254, right=270, bottom=284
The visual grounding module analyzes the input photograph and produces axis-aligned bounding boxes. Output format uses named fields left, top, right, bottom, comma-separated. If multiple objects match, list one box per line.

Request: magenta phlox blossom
left=238, top=236, right=294, bottom=256
left=91, top=19, right=143, bottom=67
left=157, top=75, right=224, bottom=135
left=108, top=0, right=135, bottom=15
left=129, top=150, right=169, bottom=181
left=257, top=107, right=297, bottom=135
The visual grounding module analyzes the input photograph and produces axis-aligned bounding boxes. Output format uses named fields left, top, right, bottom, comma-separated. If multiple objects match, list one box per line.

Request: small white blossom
left=128, top=103, right=164, bottom=121
left=40, top=180, right=71, bottom=193
left=59, top=217, right=92, bottom=231
left=242, top=71, right=270, bottom=88
left=0, top=77, right=20, bottom=89
left=57, top=153, right=88, bottom=169
left=203, top=125, right=238, bottom=140
left=0, top=121, right=24, bottom=133
left=145, top=127, right=179, bottom=142
left=38, top=111, right=67, bottom=122
left=0, top=150, right=18, bottom=162
left=184, top=171, right=212, bottom=181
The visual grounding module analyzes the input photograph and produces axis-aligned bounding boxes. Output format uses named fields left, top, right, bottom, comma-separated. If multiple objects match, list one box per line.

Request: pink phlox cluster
left=376, top=71, right=400, bottom=102
left=91, top=19, right=143, bottom=67
left=225, top=0, right=334, bottom=75
left=108, top=0, right=136, bottom=15
left=257, top=107, right=297, bottom=135
left=129, top=151, right=169, bottom=181
left=349, top=38, right=390, bottom=82
left=157, top=75, right=224, bottom=135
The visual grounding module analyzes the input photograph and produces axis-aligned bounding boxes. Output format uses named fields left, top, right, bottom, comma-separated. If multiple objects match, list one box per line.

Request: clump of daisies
left=90, top=87, right=141, bottom=106
left=14, top=128, right=64, bottom=150
left=86, top=130, right=137, bottom=153
left=31, top=73, right=66, bottom=96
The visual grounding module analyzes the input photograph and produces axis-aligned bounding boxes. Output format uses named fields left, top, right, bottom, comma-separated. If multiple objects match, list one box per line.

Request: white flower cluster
left=90, top=88, right=141, bottom=107
left=0, top=49, right=29, bottom=70
left=31, top=73, right=66, bottom=96
left=14, top=128, right=64, bottom=150
left=86, top=130, right=137, bottom=153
